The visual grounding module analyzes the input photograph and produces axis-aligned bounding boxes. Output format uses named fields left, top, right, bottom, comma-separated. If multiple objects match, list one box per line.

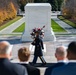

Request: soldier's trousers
left=32, top=56, right=46, bottom=64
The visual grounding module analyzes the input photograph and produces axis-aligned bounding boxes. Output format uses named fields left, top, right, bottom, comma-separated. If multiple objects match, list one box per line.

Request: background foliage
left=0, top=0, right=18, bottom=24
left=18, top=0, right=63, bottom=11
left=62, top=0, right=76, bottom=22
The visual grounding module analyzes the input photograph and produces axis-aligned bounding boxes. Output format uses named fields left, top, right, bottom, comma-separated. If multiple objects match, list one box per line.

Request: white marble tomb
left=21, top=3, right=56, bottom=42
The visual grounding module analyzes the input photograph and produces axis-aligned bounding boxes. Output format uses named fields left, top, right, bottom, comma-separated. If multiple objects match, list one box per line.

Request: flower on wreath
left=30, top=26, right=45, bottom=39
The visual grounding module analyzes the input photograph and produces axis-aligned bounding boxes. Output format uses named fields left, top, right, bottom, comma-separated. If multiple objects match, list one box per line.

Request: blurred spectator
left=18, top=47, right=40, bottom=75
left=45, top=46, right=67, bottom=75
left=52, top=41, right=76, bottom=75
left=0, top=41, right=28, bottom=75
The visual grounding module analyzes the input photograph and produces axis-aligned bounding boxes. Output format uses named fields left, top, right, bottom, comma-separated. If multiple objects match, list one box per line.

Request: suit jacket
left=31, top=36, right=44, bottom=56
left=44, top=62, right=66, bottom=75
left=0, top=58, right=28, bottom=75
left=52, top=62, right=76, bottom=75
left=21, top=63, right=40, bottom=75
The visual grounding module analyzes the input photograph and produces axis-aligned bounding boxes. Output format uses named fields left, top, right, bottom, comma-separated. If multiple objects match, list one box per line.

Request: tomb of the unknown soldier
left=21, top=3, right=56, bottom=42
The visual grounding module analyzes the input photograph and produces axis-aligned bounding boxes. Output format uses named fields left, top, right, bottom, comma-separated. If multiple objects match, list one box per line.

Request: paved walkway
left=0, top=15, right=76, bottom=34
left=52, top=17, right=76, bottom=33
left=0, top=17, right=25, bottom=34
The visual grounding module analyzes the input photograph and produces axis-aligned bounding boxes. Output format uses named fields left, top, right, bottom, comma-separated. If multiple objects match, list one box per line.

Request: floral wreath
left=30, top=26, right=45, bottom=39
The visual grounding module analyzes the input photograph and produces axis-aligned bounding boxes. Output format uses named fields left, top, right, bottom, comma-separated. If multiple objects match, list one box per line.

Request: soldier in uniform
left=31, top=31, right=46, bottom=65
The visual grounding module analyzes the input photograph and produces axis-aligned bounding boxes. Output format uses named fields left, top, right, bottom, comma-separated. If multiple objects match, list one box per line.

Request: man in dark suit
left=31, top=31, right=46, bottom=65
left=44, top=46, right=67, bottom=75
left=0, top=41, right=28, bottom=75
left=18, top=47, right=40, bottom=75
left=52, top=41, right=76, bottom=75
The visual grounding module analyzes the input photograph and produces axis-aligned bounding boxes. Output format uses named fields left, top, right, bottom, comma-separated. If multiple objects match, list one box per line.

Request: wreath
left=30, top=26, right=45, bottom=39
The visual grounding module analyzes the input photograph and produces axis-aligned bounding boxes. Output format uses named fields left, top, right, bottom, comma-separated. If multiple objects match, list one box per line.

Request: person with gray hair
left=0, top=41, right=13, bottom=59
left=55, top=46, right=67, bottom=62
left=44, top=46, right=67, bottom=75
left=0, top=41, right=28, bottom=75
left=52, top=41, right=76, bottom=75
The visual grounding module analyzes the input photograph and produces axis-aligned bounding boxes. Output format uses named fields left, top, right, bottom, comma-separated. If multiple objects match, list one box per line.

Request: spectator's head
left=18, top=47, right=30, bottom=62
left=0, top=41, right=13, bottom=59
left=55, top=46, right=67, bottom=61
left=67, top=41, right=76, bottom=60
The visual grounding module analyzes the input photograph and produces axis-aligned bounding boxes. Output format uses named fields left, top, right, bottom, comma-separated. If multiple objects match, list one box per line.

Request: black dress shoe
left=29, top=62, right=35, bottom=66
left=41, top=63, right=46, bottom=66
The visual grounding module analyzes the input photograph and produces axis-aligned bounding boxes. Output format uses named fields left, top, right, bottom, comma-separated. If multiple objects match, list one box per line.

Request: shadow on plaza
left=21, top=63, right=56, bottom=67
left=0, top=39, right=21, bottom=44
left=0, top=38, right=32, bottom=44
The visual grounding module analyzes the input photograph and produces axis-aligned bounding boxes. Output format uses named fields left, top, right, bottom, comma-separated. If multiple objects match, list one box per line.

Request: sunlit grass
left=51, top=19, right=66, bottom=32
left=13, top=19, right=66, bottom=32
left=0, top=16, right=22, bottom=30
left=13, top=23, right=25, bottom=32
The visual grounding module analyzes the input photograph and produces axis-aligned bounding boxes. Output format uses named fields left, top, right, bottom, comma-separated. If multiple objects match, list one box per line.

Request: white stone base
left=21, top=31, right=33, bottom=42
left=43, top=28, right=56, bottom=41
left=21, top=28, right=56, bottom=42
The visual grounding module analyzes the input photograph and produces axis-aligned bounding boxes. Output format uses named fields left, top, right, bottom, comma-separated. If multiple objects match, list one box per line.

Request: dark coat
left=52, top=62, right=76, bottom=75
left=0, top=58, right=27, bottom=75
left=44, top=62, right=66, bottom=75
left=31, top=36, right=44, bottom=56
left=21, top=63, right=40, bottom=75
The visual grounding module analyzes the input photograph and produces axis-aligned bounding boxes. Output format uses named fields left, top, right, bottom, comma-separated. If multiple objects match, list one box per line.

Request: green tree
left=18, top=0, right=34, bottom=11
left=57, top=0, right=63, bottom=11
left=47, top=0, right=63, bottom=11
left=34, top=0, right=48, bottom=3
left=52, top=0, right=58, bottom=11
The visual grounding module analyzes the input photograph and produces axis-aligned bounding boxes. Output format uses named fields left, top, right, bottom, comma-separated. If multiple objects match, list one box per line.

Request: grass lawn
left=13, top=23, right=25, bottom=32
left=58, top=16, right=76, bottom=28
left=13, top=19, right=66, bottom=32
left=0, top=16, right=22, bottom=30
left=51, top=19, right=66, bottom=32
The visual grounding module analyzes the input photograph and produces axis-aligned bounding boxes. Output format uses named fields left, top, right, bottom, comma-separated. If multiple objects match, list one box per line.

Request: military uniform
left=31, top=35, right=46, bottom=65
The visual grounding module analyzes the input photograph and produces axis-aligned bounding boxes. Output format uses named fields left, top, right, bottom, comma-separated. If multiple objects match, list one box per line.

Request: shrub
left=0, top=12, right=4, bottom=24
left=62, top=7, right=72, bottom=19
left=0, top=2, right=17, bottom=24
